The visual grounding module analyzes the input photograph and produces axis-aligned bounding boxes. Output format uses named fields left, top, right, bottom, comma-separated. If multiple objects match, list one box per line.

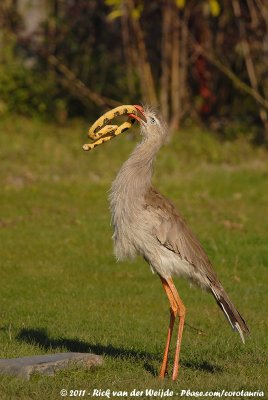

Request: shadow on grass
left=16, top=327, right=159, bottom=362
left=183, top=360, right=223, bottom=373
left=16, top=327, right=222, bottom=376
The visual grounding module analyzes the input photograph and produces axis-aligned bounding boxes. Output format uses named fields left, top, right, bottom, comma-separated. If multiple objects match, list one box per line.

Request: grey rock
left=0, top=352, right=103, bottom=379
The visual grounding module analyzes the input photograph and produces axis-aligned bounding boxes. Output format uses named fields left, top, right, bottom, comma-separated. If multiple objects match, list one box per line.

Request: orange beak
left=128, top=105, right=147, bottom=123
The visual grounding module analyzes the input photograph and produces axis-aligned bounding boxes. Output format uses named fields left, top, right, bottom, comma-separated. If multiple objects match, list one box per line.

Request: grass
left=0, top=116, right=267, bottom=399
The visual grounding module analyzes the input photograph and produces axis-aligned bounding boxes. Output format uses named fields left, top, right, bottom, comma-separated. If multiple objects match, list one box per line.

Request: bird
left=108, top=105, right=249, bottom=380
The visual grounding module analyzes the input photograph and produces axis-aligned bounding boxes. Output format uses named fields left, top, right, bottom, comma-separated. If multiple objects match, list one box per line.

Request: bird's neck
left=111, top=137, right=161, bottom=199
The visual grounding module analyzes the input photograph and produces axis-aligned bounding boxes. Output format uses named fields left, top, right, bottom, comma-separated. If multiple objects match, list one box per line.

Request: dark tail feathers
left=210, top=286, right=250, bottom=343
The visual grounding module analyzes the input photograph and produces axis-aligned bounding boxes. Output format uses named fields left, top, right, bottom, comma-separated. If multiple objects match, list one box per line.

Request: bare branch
left=47, top=55, right=121, bottom=108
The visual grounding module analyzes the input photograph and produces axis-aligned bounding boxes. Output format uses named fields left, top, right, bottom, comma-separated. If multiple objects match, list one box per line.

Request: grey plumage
left=109, top=106, right=249, bottom=345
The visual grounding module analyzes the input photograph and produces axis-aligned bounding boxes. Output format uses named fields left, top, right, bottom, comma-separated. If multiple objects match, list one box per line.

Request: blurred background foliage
left=0, top=0, right=268, bottom=142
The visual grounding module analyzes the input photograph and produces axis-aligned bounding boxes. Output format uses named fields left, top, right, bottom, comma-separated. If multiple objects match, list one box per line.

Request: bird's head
left=129, top=105, right=168, bottom=143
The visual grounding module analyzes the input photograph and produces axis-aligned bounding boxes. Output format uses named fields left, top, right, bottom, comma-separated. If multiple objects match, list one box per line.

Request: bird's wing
left=144, top=187, right=216, bottom=278
left=144, top=189, right=250, bottom=341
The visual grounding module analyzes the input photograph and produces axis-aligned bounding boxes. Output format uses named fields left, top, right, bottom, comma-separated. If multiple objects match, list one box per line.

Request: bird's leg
left=159, top=276, right=178, bottom=379
left=166, top=278, right=186, bottom=381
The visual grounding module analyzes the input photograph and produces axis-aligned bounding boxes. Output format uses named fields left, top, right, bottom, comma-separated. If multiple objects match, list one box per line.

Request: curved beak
left=128, top=105, right=147, bottom=125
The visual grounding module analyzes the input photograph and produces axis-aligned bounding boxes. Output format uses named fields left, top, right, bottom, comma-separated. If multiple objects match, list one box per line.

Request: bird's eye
left=149, top=117, right=157, bottom=125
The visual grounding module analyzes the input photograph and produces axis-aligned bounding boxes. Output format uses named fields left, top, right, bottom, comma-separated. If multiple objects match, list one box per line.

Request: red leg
left=160, top=310, right=176, bottom=377
left=167, top=278, right=186, bottom=380
left=159, top=277, right=178, bottom=378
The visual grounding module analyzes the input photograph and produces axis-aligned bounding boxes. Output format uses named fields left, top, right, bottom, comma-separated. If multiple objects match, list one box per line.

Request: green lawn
left=0, top=116, right=267, bottom=399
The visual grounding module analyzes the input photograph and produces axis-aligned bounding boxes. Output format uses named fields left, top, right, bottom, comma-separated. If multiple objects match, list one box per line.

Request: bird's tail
left=210, top=285, right=250, bottom=343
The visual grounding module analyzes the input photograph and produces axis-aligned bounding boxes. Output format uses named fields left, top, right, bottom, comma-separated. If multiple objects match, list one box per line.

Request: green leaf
left=175, top=0, right=186, bottom=9
left=107, top=9, right=122, bottom=20
left=209, top=0, right=221, bottom=17
left=105, top=0, right=121, bottom=6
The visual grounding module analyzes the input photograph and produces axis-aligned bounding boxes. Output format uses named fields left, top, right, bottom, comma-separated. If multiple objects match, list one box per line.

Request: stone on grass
left=0, top=352, right=103, bottom=379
